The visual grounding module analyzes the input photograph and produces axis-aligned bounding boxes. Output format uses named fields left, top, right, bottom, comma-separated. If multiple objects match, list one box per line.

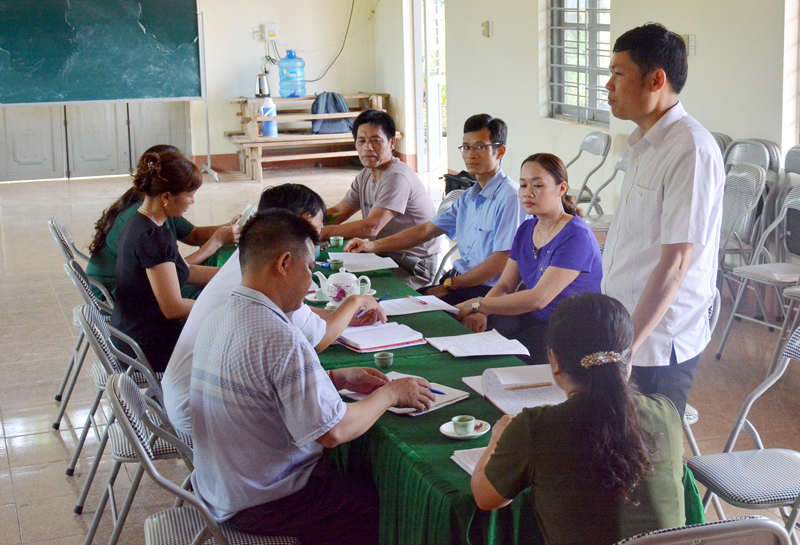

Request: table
left=314, top=265, right=704, bottom=545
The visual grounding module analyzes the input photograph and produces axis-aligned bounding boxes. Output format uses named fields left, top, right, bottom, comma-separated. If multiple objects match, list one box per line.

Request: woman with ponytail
left=110, top=151, right=219, bottom=372
left=455, top=153, right=601, bottom=364
left=471, top=293, right=685, bottom=544
left=86, top=145, right=239, bottom=296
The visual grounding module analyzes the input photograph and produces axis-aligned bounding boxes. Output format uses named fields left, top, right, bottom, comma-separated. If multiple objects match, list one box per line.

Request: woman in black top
left=110, top=151, right=219, bottom=372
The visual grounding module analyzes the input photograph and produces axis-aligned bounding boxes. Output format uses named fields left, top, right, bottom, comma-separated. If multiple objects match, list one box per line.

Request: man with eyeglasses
left=347, top=114, right=527, bottom=305
left=321, top=109, right=439, bottom=289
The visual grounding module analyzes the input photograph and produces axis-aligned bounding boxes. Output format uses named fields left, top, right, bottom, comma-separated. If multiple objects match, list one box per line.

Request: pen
left=505, top=381, right=553, bottom=391
left=355, top=293, right=389, bottom=319
left=315, top=261, right=331, bottom=269
left=429, top=387, right=446, bottom=395
left=407, top=295, right=428, bottom=305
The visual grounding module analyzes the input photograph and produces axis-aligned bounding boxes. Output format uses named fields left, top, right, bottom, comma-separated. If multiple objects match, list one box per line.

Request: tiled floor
left=0, top=166, right=797, bottom=543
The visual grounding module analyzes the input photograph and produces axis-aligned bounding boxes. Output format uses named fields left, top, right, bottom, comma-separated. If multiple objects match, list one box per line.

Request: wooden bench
left=226, top=93, right=396, bottom=182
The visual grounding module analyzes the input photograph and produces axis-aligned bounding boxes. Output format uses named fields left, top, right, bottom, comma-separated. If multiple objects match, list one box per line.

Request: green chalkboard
left=0, top=0, right=202, bottom=104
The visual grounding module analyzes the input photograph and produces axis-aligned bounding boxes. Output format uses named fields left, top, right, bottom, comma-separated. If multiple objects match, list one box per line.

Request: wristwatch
left=471, top=297, right=483, bottom=314
left=443, top=277, right=453, bottom=291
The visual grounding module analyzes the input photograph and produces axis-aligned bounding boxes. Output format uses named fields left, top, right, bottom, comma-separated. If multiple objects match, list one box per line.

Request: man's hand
left=455, top=298, right=479, bottom=321
left=344, top=238, right=375, bottom=253
left=425, top=284, right=449, bottom=299
left=332, top=367, right=388, bottom=394
left=385, top=377, right=435, bottom=412
left=345, top=295, right=387, bottom=326
left=461, top=312, right=488, bottom=333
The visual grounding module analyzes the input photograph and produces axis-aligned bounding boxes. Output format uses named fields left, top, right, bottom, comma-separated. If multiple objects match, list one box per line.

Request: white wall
left=190, top=0, right=378, bottom=157
left=445, top=0, right=796, bottom=212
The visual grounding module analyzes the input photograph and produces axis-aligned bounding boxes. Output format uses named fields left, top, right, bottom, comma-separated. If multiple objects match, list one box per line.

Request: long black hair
left=546, top=293, right=655, bottom=498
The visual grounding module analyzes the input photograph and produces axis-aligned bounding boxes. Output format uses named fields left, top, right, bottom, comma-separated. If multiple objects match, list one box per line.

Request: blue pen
left=315, top=261, right=331, bottom=269
left=355, top=293, right=389, bottom=319
left=429, top=388, right=446, bottom=395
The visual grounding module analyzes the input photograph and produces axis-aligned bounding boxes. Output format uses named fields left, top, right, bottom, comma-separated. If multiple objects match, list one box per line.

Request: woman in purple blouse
left=455, top=153, right=602, bottom=364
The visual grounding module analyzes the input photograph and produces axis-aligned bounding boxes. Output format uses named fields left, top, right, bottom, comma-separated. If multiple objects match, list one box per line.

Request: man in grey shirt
left=321, top=110, right=439, bottom=288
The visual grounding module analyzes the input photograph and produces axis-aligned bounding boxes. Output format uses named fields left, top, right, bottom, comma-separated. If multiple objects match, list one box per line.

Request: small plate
left=363, top=289, right=377, bottom=296
left=305, top=292, right=329, bottom=303
left=439, top=420, right=491, bottom=440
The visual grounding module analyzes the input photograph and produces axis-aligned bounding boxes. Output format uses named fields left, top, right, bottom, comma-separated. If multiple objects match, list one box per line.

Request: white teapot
left=313, top=268, right=371, bottom=305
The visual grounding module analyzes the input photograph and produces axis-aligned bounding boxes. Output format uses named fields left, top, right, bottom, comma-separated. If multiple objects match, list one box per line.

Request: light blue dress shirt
left=431, top=168, right=527, bottom=286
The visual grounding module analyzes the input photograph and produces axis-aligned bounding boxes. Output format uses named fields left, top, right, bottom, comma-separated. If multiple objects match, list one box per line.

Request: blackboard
left=0, top=0, right=202, bottom=105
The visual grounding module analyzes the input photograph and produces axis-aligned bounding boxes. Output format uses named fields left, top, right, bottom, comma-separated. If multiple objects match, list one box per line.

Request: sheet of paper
left=337, top=322, right=426, bottom=352
left=480, top=366, right=567, bottom=415
left=380, top=295, right=459, bottom=316
left=339, top=371, right=469, bottom=416
left=327, top=252, right=398, bottom=273
left=426, top=329, right=530, bottom=357
left=237, top=203, right=256, bottom=228
left=450, top=447, right=487, bottom=476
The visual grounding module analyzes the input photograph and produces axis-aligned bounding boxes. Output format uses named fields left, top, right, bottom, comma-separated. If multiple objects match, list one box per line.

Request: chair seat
left=89, top=361, right=160, bottom=390
left=107, top=421, right=192, bottom=460
left=568, top=188, right=598, bottom=204
left=688, top=449, right=800, bottom=507
left=733, top=263, right=800, bottom=285
left=144, top=506, right=299, bottom=545
left=684, top=403, right=698, bottom=425
left=584, top=214, right=613, bottom=233
left=784, top=286, right=800, bottom=300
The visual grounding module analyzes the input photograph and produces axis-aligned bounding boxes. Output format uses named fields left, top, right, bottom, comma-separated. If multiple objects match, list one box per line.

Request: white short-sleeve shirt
left=162, top=249, right=326, bottom=435
left=602, top=102, right=725, bottom=367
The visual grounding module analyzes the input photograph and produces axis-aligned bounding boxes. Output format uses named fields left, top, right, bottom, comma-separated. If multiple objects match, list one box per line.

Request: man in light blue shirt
left=191, top=210, right=434, bottom=545
left=346, top=114, right=527, bottom=305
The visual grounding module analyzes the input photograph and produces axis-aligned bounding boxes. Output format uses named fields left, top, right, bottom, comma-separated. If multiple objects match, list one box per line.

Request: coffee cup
left=330, top=236, right=344, bottom=248
left=315, top=288, right=329, bottom=302
left=328, top=259, right=344, bottom=272
left=452, top=415, right=475, bottom=435
left=374, top=351, right=393, bottom=370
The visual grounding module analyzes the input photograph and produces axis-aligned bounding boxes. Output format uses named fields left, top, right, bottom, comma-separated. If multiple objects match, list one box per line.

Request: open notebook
left=339, top=371, right=469, bottom=416
left=462, top=365, right=567, bottom=415
left=451, top=447, right=487, bottom=475
left=427, top=329, right=529, bottom=357
left=337, top=323, right=426, bottom=353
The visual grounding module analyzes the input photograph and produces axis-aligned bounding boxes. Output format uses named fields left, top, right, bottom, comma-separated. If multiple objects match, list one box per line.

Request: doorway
left=414, top=0, right=447, bottom=173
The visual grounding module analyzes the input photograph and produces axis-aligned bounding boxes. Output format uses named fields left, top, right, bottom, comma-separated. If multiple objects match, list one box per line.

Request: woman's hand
left=462, top=312, right=488, bottom=332
left=455, top=298, right=478, bottom=320
left=490, top=414, right=515, bottom=442
left=212, top=223, right=240, bottom=246
left=344, top=238, right=375, bottom=253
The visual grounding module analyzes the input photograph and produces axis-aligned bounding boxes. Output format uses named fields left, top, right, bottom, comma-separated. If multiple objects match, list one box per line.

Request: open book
left=427, top=329, right=529, bottom=357
left=451, top=447, right=487, bottom=475
left=327, top=252, right=398, bottom=273
left=337, top=322, right=426, bottom=353
left=379, top=295, right=459, bottom=316
left=462, top=365, right=567, bottom=415
left=339, top=371, right=469, bottom=416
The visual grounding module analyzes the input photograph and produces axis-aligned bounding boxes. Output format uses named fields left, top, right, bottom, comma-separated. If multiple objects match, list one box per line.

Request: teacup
left=359, top=279, right=372, bottom=294
left=374, top=351, right=394, bottom=370
left=330, top=236, right=344, bottom=248
left=315, top=289, right=329, bottom=302
left=452, top=415, right=475, bottom=435
left=328, top=259, right=344, bottom=272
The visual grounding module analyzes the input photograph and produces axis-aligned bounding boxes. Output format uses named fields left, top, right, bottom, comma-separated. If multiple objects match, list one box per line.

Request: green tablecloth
left=314, top=267, right=704, bottom=545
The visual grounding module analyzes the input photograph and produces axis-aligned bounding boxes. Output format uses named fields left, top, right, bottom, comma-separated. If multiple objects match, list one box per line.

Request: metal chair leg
left=82, top=459, right=122, bottom=545
left=75, top=413, right=114, bottom=513
left=717, top=278, right=750, bottom=359
left=56, top=332, right=84, bottom=401
left=53, top=334, right=90, bottom=430
left=66, top=388, right=104, bottom=476
left=106, top=463, right=145, bottom=545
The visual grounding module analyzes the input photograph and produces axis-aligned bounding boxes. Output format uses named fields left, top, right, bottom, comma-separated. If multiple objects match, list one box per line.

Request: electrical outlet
left=481, top=21, right=493, bottom=38
left=263, top=23, right=279, bottom=41
left=253, top=26, right=262, bottom=41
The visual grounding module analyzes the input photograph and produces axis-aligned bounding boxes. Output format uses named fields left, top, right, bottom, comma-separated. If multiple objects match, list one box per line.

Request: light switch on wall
left=482, top=21, right=493, bottom=38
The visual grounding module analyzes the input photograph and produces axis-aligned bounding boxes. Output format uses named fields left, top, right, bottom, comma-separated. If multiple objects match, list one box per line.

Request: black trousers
left=229, top=458, right=379, bottom=545
left=489, top=314, right=550, bottom=365
left=418, top=268, right=492, bottom=305
left=630, top=348, right=701, bottom=418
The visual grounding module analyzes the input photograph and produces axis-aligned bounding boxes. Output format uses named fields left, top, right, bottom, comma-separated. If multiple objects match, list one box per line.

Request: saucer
left=439, top=420, right=491, bottom=440
left=363, top=289, right=377, bottom=296
left=305, top=292, right=329, bottom=303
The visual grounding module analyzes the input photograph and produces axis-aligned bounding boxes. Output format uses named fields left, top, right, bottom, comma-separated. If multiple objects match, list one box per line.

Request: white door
left=128, top=101, right=191, bottom=160
left=413, top=0, right=447, bottom=173
left=66, top=103, right=130, bottom=177
left=0, top=106, right=66, bottom=181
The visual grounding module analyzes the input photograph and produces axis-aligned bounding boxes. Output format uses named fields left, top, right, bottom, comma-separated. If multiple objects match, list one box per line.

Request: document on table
left=426, top=329, right=530, bottom=357
left=462, top=365, right=567, bottom=415
left=327, top=252, right=398, bottom=273
left=337, top=322, right=426, bottom=353
left=380, top=295, right=459, bottom=316
left=339, top=371, right=470, bottom=416
left=451, top=447, right=487, bottom=475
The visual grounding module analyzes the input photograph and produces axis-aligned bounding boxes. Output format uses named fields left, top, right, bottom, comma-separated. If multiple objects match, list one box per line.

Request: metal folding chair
left=106, top=373, right=299, bottom=545
left=584, top=150, right=630, bottom=233
left=711, top=132, right=732, bottom=157
left=689, top=327, right=800, bottom=544
left=613, top=516, right=791, bottom=545
left=717, top=186, right=800, bottom=360
left=565, top=131, right=611, bottom=205
left=432, top=189, right=465, bottom=285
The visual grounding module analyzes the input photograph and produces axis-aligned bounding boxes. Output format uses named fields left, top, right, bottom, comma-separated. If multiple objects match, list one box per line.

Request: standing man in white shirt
left=602, top=23, right=725, bottom=417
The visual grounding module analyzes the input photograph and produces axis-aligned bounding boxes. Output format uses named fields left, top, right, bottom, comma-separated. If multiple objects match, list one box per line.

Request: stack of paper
left=337, top=322, right=426, bottom=353
left=462, top=365, right=567, bottom=415
left=237, top=203, right=257, bottom=228
left=340, top=371, right=469, bottom=416
left=451, top=447, right=487, bottom=475
left=380, top=295, right=459, bottom=316
left=327, top=252, right=398, bottom=273
left=426, top=329, right=530, bottom=358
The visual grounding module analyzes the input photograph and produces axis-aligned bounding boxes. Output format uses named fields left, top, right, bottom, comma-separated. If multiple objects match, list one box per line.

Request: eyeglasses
left=457, top=143, right=502, bottom=153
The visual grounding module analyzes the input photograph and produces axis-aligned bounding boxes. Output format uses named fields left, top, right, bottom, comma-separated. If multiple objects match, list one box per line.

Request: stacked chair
left=432, top=189, right=466, bottom=285
left=564, top=131, right=611, bottom=206
left=106, top=373, right=299, bottom=545
left=614, top=516, right=790, bottom=544
left=583, top=150, right=630, bottom=234
left=711, top=132, right=733, bottom=156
